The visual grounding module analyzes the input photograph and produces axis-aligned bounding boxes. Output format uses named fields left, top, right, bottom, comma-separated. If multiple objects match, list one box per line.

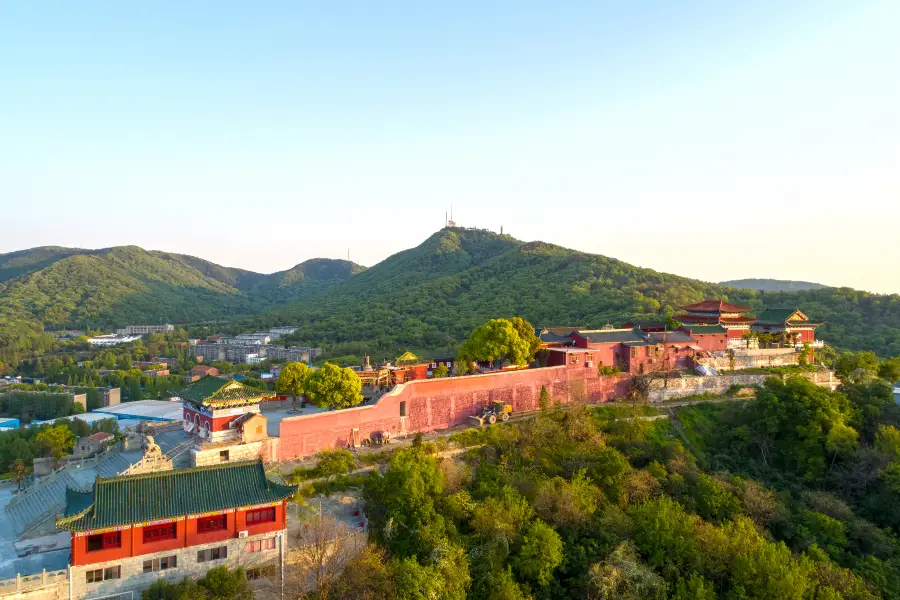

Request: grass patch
left=591, top=404, right=663, bottom=422
left=295, top=472, right=371, bottom=500
left=671, top=403, right=726, bottom=463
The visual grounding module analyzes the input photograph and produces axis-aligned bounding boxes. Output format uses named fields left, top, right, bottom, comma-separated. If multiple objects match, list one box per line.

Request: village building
left=752, top=308, right=823, bottom=347
left=57, top=460, right=296, bottom=600
left=676, top=324, right=730, bottom=352
left=677, top=300, right=757, bottom=340
left=73, top=432, right=114, bottom=458
left=557, top=328, right=700, bottom=374
left=179, top=377, right=274, bottom=466
left=534, top=327, right=580, bottom=349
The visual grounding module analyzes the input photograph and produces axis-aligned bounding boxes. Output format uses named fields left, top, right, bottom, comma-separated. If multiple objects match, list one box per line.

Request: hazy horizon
left=2, top=2, right=898, bottom=293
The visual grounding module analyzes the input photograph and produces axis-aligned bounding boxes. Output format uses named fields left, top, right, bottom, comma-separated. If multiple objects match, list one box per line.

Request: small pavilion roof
left=175, top=376, right=271, bottom=407
left=57, top=460, right=296, bottom=532
left=681, top=300, right=751, bottom=313
left=756, top=308, right=822, bottom=327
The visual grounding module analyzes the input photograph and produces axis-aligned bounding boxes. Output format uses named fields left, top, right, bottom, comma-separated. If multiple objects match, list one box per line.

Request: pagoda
left=677, top=300, right=756, bottom=339
left=58, top=460, right=296, bottom=599
left=177, top=376, right=273, bottom=467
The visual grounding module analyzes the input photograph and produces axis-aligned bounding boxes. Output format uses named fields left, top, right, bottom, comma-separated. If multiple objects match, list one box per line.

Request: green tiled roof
left=685, top=325, right=728, bottom=334
left=756, top=308, right=801, bottom=326
left=175, top=376, right=270, bottom=406
left=57, top=460, right=297, bottom=532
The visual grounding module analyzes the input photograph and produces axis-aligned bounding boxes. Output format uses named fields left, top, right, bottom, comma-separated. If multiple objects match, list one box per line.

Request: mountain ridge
left=720, top=278, right=827, bottom=292
left=1, top=230, right=899, bottom=367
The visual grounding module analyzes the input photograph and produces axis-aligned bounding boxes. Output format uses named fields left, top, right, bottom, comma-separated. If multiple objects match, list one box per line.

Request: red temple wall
left=71, top=503, right=287, bottom=566
left=276, top=366, right=631, bottom=460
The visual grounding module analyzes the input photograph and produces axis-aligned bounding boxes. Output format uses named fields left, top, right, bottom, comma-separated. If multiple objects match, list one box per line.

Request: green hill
left=3, top=231, right=899, bottom=369
left=0, top=246, right=361, bottom=366
left=253, top=228, right=900, bottom=359
left=720, top=278, right=827, bottom=292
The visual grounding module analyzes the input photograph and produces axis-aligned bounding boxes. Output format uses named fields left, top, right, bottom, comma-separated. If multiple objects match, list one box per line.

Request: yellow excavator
left=469, top=401, right=513, bottom=427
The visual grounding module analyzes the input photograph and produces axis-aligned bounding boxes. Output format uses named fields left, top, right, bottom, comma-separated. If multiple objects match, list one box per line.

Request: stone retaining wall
left=647, top=370, right=838, bottom=402
left=698, top=348, right=800, bottom=371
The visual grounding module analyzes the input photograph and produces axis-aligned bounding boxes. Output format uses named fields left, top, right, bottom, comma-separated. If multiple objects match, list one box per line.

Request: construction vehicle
left=469, top=401, right=512, bottom=427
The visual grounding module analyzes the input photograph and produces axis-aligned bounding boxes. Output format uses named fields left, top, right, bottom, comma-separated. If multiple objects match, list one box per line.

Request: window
left=87, top=531, right=121, bottom=552
left=246, top=537, right=277, bottom=553
left=198, top=514, right=227, bottom=533
left=220, top=450, right=229, bottom=461
left=104, top=566, right=121, bottom=580
left=86, top=569, right=103, bottom=584
left=246, top=507, right=276, bottom=525
left=245, top=566, right=276, bottom=580
left=143, top=555, right=177, bottom=573
left=399, top=401, right=406, bottom=417
left=197, top=546, right=228, bottom=562
left=255, top=425, right=262, bottom=434
left=143, top=522, right=177, bottom=543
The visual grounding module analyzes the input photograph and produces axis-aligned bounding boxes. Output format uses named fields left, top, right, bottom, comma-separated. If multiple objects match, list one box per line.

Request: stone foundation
left=698, top=348, right=801, bottom=371
left=69, top=530, right=284, bottom=600
left=190, top=441, right=263, bottom=467
left=647, top=370, right=838, bottom=402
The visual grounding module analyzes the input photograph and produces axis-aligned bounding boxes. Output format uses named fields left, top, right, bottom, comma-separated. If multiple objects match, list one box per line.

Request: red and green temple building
left=677, top=300, right=757, bottom=340
left=57, top=460, right=296, bottom=599
left=179, top=376, right=274, bottom=467
left=752, top=308, right=823, bottom=347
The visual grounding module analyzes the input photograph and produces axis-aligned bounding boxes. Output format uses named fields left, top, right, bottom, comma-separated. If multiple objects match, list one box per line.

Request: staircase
left=4, top=430, right=193, bottom=538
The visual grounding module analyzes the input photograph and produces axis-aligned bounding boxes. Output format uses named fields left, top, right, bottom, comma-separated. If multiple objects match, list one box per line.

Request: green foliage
left=0, top=391, right=80, bottom=422
left=36, top=424, right=75, bottom=459
left=431, top=363, right=449, bottom=378
left=303, top=362, right=363, bottom=409
left=586, top=542, right=668, bottom=600
left=141, top=566, right=252, bottom=600
left=274, top=361, right=310, bottom=399
left=313, top=448, right=356, bottom=482
left=458, top=317, right=540, bottom=368
left=512, top=520, right=563, bottom=586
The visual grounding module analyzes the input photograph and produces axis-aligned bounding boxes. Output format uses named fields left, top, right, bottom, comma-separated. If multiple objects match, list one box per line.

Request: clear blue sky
left=1, top=1, right=898, bottom=292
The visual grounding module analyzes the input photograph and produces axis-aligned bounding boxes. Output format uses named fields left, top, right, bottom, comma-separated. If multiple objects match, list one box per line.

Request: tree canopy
left=303, top=362, right=363, bottom=409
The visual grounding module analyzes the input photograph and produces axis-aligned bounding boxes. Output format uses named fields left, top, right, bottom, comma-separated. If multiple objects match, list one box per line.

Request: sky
left=1, top=1, right=898, bottom=293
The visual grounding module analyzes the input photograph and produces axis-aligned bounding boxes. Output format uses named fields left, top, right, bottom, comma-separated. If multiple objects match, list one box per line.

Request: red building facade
left=58, top=460, right=296, bottom=599
left=677, top=300, right=757, bottom=339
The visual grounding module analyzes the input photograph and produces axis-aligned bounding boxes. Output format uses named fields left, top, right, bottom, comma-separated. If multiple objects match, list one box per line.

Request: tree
left=197, top=566, right=253, bottom=600
left=458, top=318, right=540, bottom=369
left=513, top=520, right=563, bottom=586
left=539, top=386, right=550, bottom=411
left=364, top=447, right=448, bottom=559
left=586, top=542, right=668, bottom=600
left=275, top=362, right=311, bottom=409
left=8, top=459, right=26, bottom=490
left=291, top=512, right=365, bottom=599
left=36, top=424, right=75, bottom=459
left=304, top=363, right=363, bottom=409
left=835, top=351, right=881, bottom=383
left=431, top=364, right=450, bottom=378
left=315, top=448, right=357, bottom=488
left=329, top=544, right=397, bottom=600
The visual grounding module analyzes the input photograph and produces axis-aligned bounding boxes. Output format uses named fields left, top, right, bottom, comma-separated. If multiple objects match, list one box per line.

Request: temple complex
left=677, top=300, right=757, bottom=339
left=57, top=459, right=296, bottom=600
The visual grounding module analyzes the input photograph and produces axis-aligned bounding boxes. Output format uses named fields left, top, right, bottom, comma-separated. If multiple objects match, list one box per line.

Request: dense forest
left=2, top=230, right=899, bottom=371
left=0, top=246, right=360, bottom=367
left=305, top=374, right=900, bottom=599
left=257, top=229, right=900, bottom=360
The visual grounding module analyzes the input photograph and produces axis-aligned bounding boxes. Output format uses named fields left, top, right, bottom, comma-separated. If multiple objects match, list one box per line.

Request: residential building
left=268, top=326, right=297, bottom=338
left=116, top=324, right=175, bottom=336
left=191, top=365, right=220, bottom=378
left=88, top=334, right=142, bottom=347
left=57, top=460, right=296, bottom=600
left=73, top=432, right=114, bottom=457
left=676, top=325, right=729, bottom=353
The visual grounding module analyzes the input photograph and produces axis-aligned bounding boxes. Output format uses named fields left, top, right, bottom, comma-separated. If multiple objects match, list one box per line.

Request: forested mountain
left=259, top=228, right=900, bottom=359
left=720, top=278, right=827, bottom=292
left=0, top=246, right=360, bottom=366
left=3, top=231, right=900, bottom=370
